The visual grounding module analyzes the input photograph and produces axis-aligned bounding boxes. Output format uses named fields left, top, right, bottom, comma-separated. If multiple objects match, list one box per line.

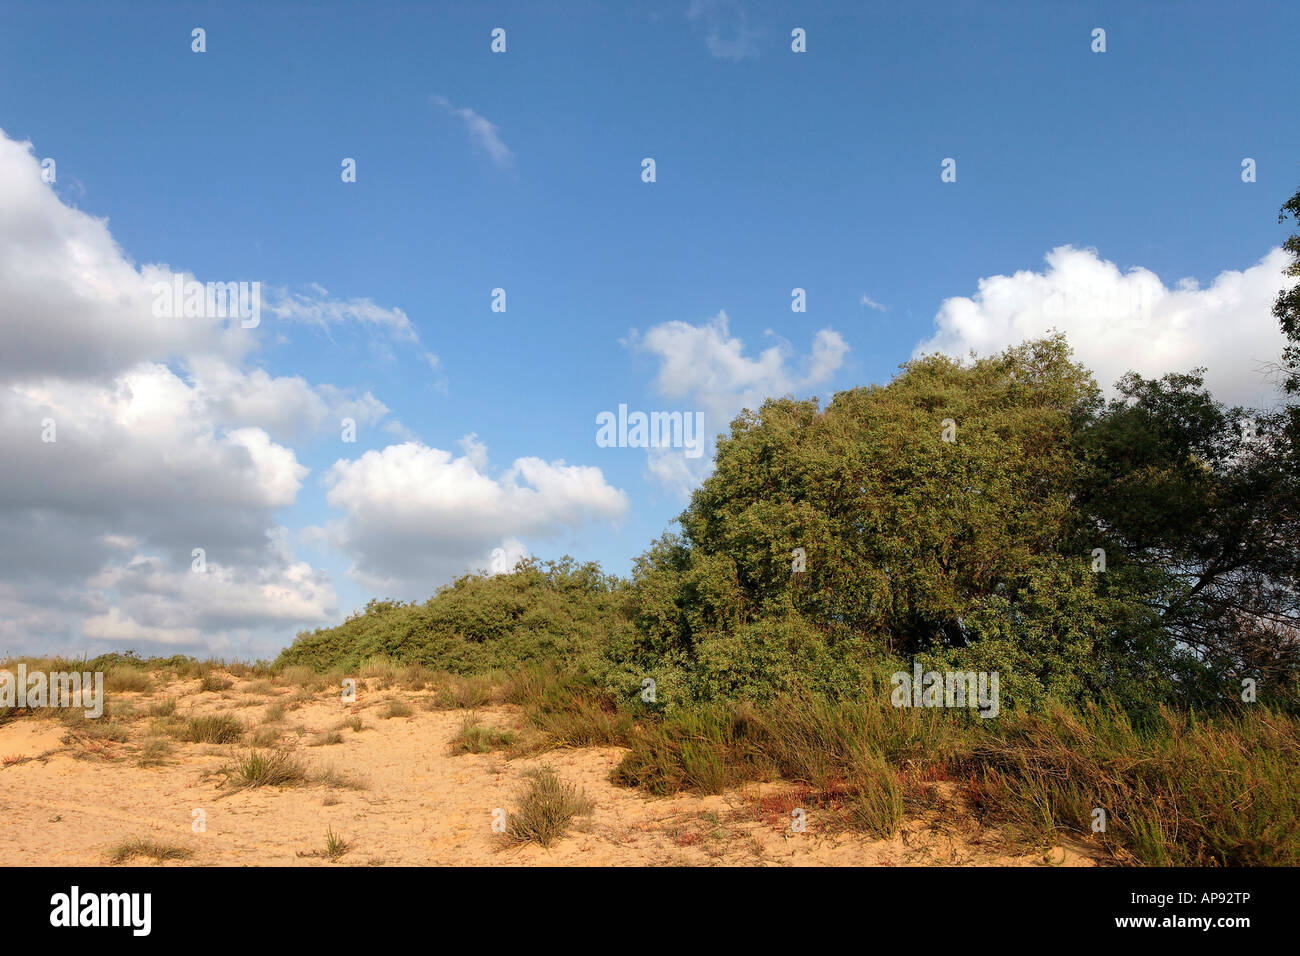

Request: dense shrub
left=275, top=556, right=624, bottom=676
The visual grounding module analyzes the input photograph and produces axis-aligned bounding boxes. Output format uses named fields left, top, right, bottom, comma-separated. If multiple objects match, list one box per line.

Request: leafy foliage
left=276, top=556, right=623, bottom=676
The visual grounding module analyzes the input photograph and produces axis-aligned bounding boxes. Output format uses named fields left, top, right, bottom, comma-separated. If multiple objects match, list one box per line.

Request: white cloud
left=431, top=95, right=514, bottom=168
left=0, top=127, right=421, bottom=656
left=0, top=361, right=335, bottom=657
left=630, top=310, right=849, bottom=493
left=458, top=432, right=489, bottom=470
left=321, top=441, right=627, bottom=597
left=88, top=530, right=335, bottom=631
left=265, top=282, right=418, bottom=340
left=687, top=0, right=760, bottom=60
left=637, top=311, right=847, bottom=421
left=914, top=245, right=1291, bottom=408
left=0, top=130, right=250, bottom=384
left=72, top=530, right=337, bottom=658
left=860, top=293, right=887, bottom=312
left=186, top=356, right=389, bottom=443
left=805, top=328, right=852, bottom=384
left=489, top=538, right=528, bottom=575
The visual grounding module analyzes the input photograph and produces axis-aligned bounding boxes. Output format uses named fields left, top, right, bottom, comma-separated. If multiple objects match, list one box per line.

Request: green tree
left=613, top=334, right=1300, bottom=713
left=1078, top=370, right=1300, bottom=708
left=612, top=336, right=1127, bottom=709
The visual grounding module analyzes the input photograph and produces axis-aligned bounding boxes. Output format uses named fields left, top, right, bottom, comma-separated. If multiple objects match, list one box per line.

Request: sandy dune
left=0, top=674, right=1100, bottom=867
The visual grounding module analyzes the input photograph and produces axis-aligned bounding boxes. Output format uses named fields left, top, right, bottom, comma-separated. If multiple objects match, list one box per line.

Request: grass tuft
left=109, top=837, right=194, bottom=865
left=136, top=737, right=175, bottom=768
left=177, top=714, right=243, bottom=744
left=218, top=748, right=307, bottom=790
left=380, top=700, right=413, bottom=719
left=449, top=716, right=517, bottom=755
left=504, top=767, right=593, bottom=848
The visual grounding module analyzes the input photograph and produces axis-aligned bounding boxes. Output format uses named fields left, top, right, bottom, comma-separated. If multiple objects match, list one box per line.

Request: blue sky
left=1, top=0, right=1297, bottom=658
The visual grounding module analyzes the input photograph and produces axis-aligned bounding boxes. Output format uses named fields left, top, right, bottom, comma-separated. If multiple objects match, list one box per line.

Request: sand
left=0, top=672, right=1101, bottom=867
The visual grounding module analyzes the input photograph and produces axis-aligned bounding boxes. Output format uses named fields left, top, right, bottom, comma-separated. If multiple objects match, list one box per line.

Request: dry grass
left=448, top=715, right=517, bottom=755
left=177, top=714, right=243, bottom=744
left=504, top=767, right=593, bottom=847
left=313, top=765, right=367, bottom=791
left=380, top=700, right=413, bottom=719
left=108, top=837, right=194, bottom=865
left=135, top=737, right=174, bottom=767
left=251, top=726, right=284, bottom=748
left=199, top=674, right=233, bottom=693
left=217, top=748, right=307, bottom=791
left=104, top=668, right=153, bottom=693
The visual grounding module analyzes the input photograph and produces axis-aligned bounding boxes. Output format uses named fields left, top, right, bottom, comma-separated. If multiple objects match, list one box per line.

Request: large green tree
left=611, top=333, right=1300, bottom=712
left=610, top=337, right=1127, bottom=709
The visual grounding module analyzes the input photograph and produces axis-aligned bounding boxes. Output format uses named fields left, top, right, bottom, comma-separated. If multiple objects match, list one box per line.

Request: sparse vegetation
left=425, top=672, right=502, bottom=710
left=298, top=826, right=350, bottom=862
left=324, top=826, right=348, bottom=860
left=250, top=726, right=283, bottom=748
left=218, top=748, right=307, bottom=790
left=313, top=765, right=366, bottom=790
left=178, top=714, right=244, bottom=744
left=135, top=737, right=174, bottom=768
left=505, top=767, right=594, bottom=848
left=605, top=692, right=1299, bottom=863
left=109, top=837, right=194, bottom=865
left=448, top=716, right=517, bottom=755
left=105, top=668, right=153, bottom=693
left=380, top=700, right=413, bottom=719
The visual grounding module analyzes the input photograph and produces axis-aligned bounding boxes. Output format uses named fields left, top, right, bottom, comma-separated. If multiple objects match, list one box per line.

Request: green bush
left=276, top=557, right=623, bottom=677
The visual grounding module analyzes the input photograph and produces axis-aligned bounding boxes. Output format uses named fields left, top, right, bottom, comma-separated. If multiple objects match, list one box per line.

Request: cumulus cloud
left=320, top=441, right=628, bottom=597
left=914, top=245, right=1291, bottom=408
left=80, top=529, right=335, bottom=653
left=431, top=95, right=514, bottom=168
left=860, top=293, right=887, bottom=312
left=0, top=127, right=425, bottom=656
left=0, top=359, right=336, bottom=657
left=186, top=356, right=389, bottom=444
left=629, top=310, right=849, bottom=493
left=0, top=131, right=249, bottom=384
